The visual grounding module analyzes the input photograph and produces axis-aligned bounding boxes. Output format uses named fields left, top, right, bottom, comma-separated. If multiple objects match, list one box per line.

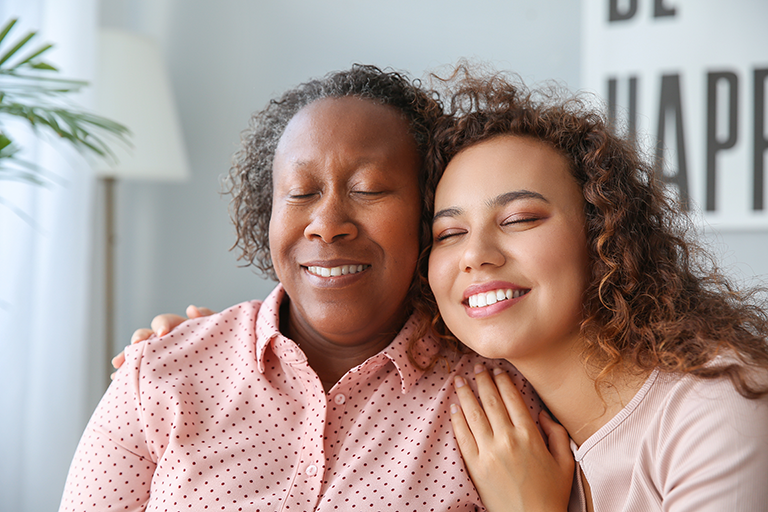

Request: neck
left=511, top=344, right=647, bottom=446
left=280, top=300, right=402, bottom=391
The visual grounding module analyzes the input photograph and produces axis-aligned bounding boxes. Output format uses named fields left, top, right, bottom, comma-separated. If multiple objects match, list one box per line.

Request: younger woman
left=427, top=72, right=768, bottom=512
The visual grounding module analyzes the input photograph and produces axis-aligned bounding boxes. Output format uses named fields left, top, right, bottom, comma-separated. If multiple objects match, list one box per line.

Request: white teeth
left=467, top=288, right=529, bottom=308
left=307, top=264, right=368, bottom=277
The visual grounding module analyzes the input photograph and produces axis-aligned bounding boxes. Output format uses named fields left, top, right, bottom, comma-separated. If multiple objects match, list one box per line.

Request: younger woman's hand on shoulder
left=111, top=305, right=216, bottom=373
left=451, top=364, right=574, bottom=512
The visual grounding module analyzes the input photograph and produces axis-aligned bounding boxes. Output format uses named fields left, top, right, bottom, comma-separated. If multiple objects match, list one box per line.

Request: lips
left=462, top=280, right=530, bottom=313
left=305, top=264, right=370, bottom=277
left=466, top=288, right=529, bottom=308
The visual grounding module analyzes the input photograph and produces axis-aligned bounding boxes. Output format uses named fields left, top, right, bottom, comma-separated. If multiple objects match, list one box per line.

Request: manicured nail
left=493, top=367, right=503, bottom=376
left=454, top=376, right=466, bottom=388
left=450, top=404, right=459, bottom=414
left=474, top=364, right=485, bottom=375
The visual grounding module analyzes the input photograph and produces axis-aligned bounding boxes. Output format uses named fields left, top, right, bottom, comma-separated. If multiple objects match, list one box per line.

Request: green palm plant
left=0, top=18, right=129, bottom=187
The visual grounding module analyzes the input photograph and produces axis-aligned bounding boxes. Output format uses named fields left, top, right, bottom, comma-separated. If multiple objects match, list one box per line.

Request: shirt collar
left=380, top=314, right=440, bottom=394
left=254, top=284, right=287, bottom=373
left=254, top=284, right=439, bottom=394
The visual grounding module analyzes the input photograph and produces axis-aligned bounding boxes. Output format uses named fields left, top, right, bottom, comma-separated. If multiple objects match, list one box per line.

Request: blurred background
left=0, top=0, right=766, bottom=510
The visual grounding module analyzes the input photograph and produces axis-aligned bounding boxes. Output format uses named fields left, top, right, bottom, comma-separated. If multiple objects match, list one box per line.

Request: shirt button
left=306, top=464, right=318, bottom=476
left=333, top=393, right=346, bottom=405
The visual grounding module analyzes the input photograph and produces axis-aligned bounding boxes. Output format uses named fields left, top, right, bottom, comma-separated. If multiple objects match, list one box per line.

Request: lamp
left=94, top=28, right=190, bottom=388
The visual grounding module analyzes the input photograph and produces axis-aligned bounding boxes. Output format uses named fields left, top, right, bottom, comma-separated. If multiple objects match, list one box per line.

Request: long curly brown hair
left=226, top=64, right=444, bottom=338
left=422, top=66, right=768, bottom=397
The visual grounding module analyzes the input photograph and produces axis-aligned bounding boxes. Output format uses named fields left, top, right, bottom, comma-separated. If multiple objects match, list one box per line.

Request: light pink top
left=59, top=284, right=542, bottom=511
left=569, top=367, right=768, bottom=512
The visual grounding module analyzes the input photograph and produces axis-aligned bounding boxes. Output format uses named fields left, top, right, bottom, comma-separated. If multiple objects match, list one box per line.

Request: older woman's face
left=269, top=97, right=422, bottom=347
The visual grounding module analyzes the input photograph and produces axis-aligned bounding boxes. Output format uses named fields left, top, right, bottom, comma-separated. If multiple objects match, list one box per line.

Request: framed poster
left=582, top=0, right=768, bottom=228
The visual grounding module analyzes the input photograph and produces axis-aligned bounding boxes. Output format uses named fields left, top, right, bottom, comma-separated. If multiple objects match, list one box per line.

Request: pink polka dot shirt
left=59, top=285, right=542, bottom=511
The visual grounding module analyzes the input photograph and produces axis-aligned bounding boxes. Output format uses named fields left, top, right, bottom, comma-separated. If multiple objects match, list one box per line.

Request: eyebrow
left=290, top=156, right=380, bottom=168
left=432, top=189, right=548, bottom=223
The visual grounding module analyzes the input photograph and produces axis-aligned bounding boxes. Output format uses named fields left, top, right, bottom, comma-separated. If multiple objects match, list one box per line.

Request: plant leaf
left=0, top=17, right=133, bottom=195
left=29, top=61, right=57, bottom=71
left=15, top=42, right=53, bottom=67
left=0, top=31, right=36, bottom=67
left=0, top=19, right=17, bottom=46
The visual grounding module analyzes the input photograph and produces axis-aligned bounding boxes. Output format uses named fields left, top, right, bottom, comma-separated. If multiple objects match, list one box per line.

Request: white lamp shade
left=94, top=28, right=190, bottom=180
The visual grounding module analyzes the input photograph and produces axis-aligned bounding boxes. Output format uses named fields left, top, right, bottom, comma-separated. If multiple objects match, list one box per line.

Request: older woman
left=59, top=65, right=542, bottom=512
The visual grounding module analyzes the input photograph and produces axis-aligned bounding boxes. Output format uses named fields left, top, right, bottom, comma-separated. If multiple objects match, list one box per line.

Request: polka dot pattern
left=59, top=285, right=543, bottom=511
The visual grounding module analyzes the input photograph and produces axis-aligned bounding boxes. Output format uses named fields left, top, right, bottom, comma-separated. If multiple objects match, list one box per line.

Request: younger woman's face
left=428, top=135, right=591, bottom=366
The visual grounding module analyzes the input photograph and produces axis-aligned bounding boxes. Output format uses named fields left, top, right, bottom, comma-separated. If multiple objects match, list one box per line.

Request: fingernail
left=493, top=367, right=503, bottom=376
left=158, top=328, right=169, bottom=337
left=474, top=364, right=485, bottom=375
left=450, top=404, right=458, bottom=414
left=454, top=376, right=466, bottom=388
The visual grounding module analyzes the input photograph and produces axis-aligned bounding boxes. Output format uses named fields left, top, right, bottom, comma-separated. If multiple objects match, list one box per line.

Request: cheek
left=428, top=252, right=453, bottom=304
left=380, top=203, right=421, bottom=260
left=267, top=209, right=294, bottom=272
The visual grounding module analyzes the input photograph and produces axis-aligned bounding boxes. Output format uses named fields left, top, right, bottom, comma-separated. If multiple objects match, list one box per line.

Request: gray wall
left=97, top=0, right=767, bottom=375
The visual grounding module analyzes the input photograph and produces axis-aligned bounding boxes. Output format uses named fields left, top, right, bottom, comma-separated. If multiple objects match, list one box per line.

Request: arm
left=112, top=305, right=215, bottom=371
left=60, top=344, right=155, bottom=511
left=451, top=364, right=574, bottom=512
left=657, top=377, right=768, bottom=512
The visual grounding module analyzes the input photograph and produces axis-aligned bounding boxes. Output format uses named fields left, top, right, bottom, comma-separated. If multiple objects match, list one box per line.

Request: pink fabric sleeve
left=654, top=378, right=768, bottom=512
left=58, top=342, right=155, bottom=512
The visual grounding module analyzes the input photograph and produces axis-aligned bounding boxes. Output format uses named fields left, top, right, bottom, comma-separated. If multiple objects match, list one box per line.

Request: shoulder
left=123, top=300, right=263, bottom=376
left=644, top=372, right=768, bottom=508
left=658, top=368, right=768, bottom=418
left=649, top=371, right=768, bottom=475
left=652, top=371, right=768, bottom=438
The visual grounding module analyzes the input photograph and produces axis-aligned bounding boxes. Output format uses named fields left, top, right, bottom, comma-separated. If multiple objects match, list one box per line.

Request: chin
left=452, top=331, right=509, bottom=360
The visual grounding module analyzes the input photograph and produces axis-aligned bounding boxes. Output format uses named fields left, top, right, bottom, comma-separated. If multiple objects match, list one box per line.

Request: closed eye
left=502, top=215, right=541, bottom=225
left=433, top=228, right=466, bottom=242
left=285, top=191, right=319, bottom=204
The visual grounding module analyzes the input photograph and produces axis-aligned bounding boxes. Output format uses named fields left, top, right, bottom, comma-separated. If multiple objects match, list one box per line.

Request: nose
left=303, top=193, right=359, bottom=243
left=459, top=232, right=505, bottom=272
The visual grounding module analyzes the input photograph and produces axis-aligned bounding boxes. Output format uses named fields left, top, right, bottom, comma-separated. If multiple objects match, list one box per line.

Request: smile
left=306, top=264, right=370, bottom=277
left=466, top=288, right=529, bottom=308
